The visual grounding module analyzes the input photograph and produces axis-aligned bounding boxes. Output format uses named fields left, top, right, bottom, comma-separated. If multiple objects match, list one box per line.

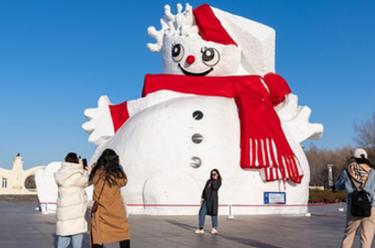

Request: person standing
left=55, top=152, right=89, bottom=248
left=89, top=149, right=130, bottom=248
left=335, top=148, right=375, bottom=248
left=195, top=169, right=222, bottom=235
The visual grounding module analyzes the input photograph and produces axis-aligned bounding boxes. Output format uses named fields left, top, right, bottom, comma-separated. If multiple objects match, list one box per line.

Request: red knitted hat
left=193, top=4, right=237, bottom=46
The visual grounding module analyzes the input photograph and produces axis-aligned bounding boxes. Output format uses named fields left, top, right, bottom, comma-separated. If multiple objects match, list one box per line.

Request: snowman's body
left=90, top=91, right=312, bottom=215
left=83, top=4, right=323, bottom=215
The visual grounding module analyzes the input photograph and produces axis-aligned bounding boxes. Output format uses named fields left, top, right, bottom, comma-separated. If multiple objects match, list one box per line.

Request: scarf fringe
left=247, top=138, right=303, bottom=184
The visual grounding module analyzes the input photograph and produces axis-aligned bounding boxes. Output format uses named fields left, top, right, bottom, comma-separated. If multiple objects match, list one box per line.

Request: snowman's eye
left=171, top=44, right=184, bottom=62
left=201, top=47, right=220, bottom=67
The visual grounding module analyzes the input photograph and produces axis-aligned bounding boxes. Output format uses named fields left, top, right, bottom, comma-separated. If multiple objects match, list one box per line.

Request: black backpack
left=347, top=170, right=371, bottom=217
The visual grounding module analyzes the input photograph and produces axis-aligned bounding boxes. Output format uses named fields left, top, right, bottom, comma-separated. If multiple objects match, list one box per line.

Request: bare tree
left=354, top=113, right=375, bottom=163
left=306, top=146, right=353, bottom=187
left=305, top=113, right=375, bottom=187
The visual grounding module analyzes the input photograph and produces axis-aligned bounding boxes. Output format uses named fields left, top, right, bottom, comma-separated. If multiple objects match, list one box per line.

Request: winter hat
left=193, top=4, right=276, bottom=75
left=354, top=148, right=368, bottom=159
left=193, top=4, right=237, bottom=46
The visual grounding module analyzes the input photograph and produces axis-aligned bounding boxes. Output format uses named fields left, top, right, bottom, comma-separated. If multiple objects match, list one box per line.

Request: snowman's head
left=161, top=30, right=240, bottom=76
left=147, top=4, right=276, bottom=76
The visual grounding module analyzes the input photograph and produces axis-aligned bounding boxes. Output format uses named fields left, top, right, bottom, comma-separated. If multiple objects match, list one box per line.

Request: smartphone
left=82, top=158, right=88, bottom=169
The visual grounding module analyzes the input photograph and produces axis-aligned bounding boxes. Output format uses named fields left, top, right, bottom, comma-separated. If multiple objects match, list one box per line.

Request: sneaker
left=195, top=229, right=204, bottom=234
left=211, top=228, right=218, bottom=235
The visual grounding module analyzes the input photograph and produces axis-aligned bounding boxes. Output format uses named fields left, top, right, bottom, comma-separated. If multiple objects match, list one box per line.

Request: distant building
left=0, top=154, right=45, bottom=195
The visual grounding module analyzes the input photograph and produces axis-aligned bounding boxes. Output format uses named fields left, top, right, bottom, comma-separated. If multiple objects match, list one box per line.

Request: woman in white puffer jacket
left=55, top=152, right=89, bottom=248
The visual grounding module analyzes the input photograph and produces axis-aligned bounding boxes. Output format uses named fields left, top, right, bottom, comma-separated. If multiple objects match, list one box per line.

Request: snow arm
left=262, top=73, right=323, bottom=144
left=82, top=91, right=193, bottom=145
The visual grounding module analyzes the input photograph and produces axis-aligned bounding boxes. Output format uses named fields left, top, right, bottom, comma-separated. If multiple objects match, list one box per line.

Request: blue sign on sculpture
left=264, top=192, right=286, bottom=204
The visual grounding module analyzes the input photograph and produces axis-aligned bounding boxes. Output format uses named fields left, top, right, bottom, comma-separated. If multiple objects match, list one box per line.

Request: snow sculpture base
left=35, top=162, right=61, bottom=214
left=91, top=95, right=311, bottom=215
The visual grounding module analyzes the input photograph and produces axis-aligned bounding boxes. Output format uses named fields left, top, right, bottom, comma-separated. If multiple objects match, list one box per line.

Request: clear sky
left=0, top=0, right=374, bottom=168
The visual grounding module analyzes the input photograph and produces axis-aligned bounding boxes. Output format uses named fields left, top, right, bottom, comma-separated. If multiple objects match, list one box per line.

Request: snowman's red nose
left=186, top=55, right=195, bottom=65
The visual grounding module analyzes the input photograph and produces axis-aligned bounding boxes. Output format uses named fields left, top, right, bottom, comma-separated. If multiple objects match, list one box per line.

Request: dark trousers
left=92, top=240, right=130, bottom=248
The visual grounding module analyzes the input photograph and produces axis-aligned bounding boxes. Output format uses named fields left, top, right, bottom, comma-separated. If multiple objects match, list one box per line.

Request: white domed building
left=0, top=154, right=44, bottom=195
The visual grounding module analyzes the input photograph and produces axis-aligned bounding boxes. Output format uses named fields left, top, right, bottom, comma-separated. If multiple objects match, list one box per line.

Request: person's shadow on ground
left=218, top=234, right=283, bottom=248
left=166, top=220, right=283, bottom=248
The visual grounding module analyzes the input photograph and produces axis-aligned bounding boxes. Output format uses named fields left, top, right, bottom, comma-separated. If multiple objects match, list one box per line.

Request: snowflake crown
left=147, top=3, right=199, bottom=52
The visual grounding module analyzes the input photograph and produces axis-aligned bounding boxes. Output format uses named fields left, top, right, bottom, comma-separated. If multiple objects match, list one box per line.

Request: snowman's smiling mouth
left=178, top=64, right=213, bottom=76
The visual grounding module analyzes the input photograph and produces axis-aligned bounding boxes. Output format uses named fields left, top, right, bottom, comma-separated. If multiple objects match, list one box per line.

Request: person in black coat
left=195, top=169, right=222, bottom=235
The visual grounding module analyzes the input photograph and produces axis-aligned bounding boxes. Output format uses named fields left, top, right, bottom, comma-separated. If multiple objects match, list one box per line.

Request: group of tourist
left=54, top=146, right=375, bottom=248
left=54, top=149, right=222, bottom=248
left=55, top=149, right=130, bottom=248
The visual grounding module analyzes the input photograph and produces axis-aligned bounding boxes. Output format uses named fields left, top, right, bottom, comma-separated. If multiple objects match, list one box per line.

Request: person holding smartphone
left=89, top=149, right=130, bottom=248
left=195, top=169, right=222, bottom=235
left=55, top=152, right=89, bottom=248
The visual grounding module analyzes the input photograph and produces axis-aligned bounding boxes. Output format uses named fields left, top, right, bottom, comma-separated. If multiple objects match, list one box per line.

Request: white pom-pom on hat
left=354, top=148, right=368, bottom=159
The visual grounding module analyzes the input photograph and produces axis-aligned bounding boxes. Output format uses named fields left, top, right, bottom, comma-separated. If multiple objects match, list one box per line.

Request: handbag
left=91, top=181, right=105, bottom=215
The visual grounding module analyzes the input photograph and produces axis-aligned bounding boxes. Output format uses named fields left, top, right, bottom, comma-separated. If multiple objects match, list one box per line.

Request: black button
left=190, top=156, right=202, bottom=168
left=192, top=110, right=204, bottom=120
left=192, top=133, right=203, bottom=144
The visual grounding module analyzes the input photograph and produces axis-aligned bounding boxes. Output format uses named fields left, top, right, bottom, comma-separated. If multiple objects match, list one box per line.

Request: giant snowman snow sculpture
left=83, top=4, right=323, bottom=215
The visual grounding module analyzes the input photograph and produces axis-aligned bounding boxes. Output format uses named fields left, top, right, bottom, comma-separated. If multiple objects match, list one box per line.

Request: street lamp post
left=327, top=164, right=334, bottom=190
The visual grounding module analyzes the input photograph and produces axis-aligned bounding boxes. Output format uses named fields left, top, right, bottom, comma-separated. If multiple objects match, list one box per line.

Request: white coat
left=54, top=162, right=88, bottom=236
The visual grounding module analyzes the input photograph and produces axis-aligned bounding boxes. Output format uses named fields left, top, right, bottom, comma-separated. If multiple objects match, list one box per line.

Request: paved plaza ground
left=0, top=201, right=373, bottom=248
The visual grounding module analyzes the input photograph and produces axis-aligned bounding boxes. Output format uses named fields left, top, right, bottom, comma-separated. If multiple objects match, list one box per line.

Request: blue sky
left=0, top=0, right=374, bottom=168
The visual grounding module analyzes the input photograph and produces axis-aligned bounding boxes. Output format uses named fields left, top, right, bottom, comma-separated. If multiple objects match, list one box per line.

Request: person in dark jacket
left=195, top=169, right=222, bottom=235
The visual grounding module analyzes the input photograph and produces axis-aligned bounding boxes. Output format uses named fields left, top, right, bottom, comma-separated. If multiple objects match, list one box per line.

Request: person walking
left=89, top=149, right=130, bottom=248
left=195, top=169, right=222, bottom=235
left=55, top=152, right=89, bottom=248
left=335, top=148, right=375, bottom=248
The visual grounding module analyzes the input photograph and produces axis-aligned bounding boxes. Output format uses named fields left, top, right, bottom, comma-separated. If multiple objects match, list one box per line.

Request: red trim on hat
left=193, top=4, right=237, bottom=46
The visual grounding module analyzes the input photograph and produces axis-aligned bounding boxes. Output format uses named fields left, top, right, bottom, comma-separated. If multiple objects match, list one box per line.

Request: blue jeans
left=198, top=201, right=218, bottom=229
left=57, top=233, right=83, bottom=248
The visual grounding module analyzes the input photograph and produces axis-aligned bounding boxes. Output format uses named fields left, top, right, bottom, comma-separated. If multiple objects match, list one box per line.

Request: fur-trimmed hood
left=55, top=162, right=84, bottom=187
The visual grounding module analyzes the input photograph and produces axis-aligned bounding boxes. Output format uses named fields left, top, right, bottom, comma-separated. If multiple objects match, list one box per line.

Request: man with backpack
left=334, top=148, right=375, bottom=248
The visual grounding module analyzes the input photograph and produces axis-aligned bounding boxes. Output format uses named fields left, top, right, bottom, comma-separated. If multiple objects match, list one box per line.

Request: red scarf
left=110, top=74, right=303, bottom=184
